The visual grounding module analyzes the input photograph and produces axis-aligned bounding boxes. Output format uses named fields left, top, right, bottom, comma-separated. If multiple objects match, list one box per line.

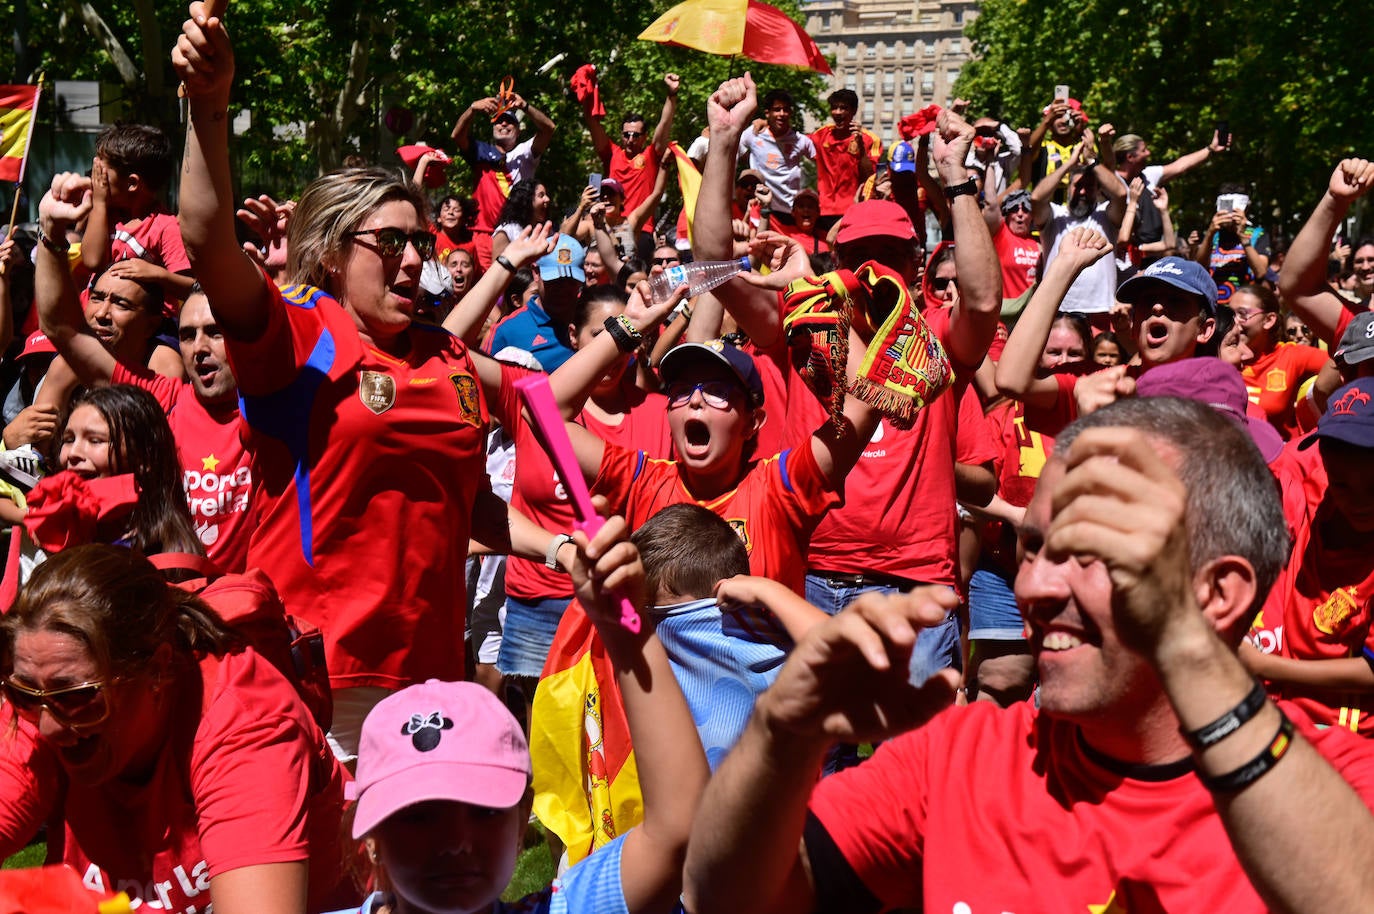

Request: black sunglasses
left=2, top=676, right=119, bottom=728
left=932, top=276, right=958, bottom=291
left=622, top=130, right=644, bottom=139
left=653, top=256, right=679, bottom=265
left=346, top=228, right=436, bottom=259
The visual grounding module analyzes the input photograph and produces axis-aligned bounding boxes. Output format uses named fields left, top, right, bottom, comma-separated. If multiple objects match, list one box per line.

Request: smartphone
left=1216, top=120, right=1230, bottom=148
left=589, top=173, right=602, bottom=193
left=1054, top=84, right=1070, bottom=103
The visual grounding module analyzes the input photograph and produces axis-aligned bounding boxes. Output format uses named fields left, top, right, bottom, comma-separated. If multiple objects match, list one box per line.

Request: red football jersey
left=224, top=277, right=488, bottom=689
left=606, top=142, right=661, bottom=234
left=809, top=699, right=1374, bottom=912
left=591, top=439, right=839, bottom=593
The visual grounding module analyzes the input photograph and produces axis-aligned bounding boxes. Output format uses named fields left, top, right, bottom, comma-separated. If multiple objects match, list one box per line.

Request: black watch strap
left=944, top=178, right=979, bottom=200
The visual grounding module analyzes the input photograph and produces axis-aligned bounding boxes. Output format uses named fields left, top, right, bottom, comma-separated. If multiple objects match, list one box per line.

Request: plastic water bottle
left=649, top=256, right=752, bottom=305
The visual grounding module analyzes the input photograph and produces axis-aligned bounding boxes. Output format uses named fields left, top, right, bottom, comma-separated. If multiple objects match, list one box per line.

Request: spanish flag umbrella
left=638, top=0, right=832, bottom=74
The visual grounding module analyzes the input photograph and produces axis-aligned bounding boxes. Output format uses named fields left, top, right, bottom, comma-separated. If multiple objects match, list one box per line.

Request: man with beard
left=35, top=266, right=252, bottom=570
left=1032, top=126, right=1126, bottom=315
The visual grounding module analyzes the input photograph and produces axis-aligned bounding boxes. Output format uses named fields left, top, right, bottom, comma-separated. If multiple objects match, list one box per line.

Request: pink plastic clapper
left=515, top=374, right=642, bottom=634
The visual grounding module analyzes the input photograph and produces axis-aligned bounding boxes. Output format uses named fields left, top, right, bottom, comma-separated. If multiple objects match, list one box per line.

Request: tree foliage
left=957, top=0, right=1374, bottom=239
left=5, top=0, right=825, bottom=212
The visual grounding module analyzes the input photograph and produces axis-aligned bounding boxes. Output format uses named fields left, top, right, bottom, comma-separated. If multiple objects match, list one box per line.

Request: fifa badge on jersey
left=1313, top=586, right=1359, bottom=635
left=726, top=518, right=752, bottom=551
left=359, top=370, right=396, bottom=415
left=450, top=371, right=483, bottom=426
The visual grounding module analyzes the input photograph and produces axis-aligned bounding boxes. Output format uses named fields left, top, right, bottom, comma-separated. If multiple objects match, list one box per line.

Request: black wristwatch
left=943, top=178, right=979, bottom=200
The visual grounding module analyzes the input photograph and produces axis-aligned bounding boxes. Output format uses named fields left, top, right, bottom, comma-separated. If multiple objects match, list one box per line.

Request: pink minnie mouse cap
left=347, top=679, right=531, bottom=837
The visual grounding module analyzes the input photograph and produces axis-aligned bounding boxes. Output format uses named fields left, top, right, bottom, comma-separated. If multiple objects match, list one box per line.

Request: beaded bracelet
left=1182, top=680, right=1268, bottom=750
left=1199, top=712, right=1295, bottom=794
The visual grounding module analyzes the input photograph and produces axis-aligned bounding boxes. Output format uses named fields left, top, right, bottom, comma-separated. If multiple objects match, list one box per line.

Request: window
left=924, top=41, right=935, bottom=57
left=919, top=12, right=936, bottom=23
left=921, top=72, right=934, bottom=93
left=905, top=42, right=917, bottom=57
left=949, top=39, right=962, bottom=55
left=864, top=102, right=875, bottom=119
left=863, top=71, right=876, bottom=90
left=845, top=75, right=858, bottom=90
left=904, top=73, right=915, bottom=89
left=947, top=68, right=961, bottom=84
left=846, top=45, right=858, bottom=59
left=884, top=43, right=897, bottom=58
left=882, top=73, right=896, bottom=92
left=865, top=45, right=877, bottom=59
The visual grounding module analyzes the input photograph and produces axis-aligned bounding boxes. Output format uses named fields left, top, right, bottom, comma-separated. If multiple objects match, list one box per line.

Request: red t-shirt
left=809, top=125, right=880, bottom=218
left=801, top=308, right=994, bottom=586
left=1267, top=442, right=1374, bottom=734
left=808, top=699, right=1374, bottom=912
left=110, top=211, right=191, bottom=317
left=1242, top=343, right=1330, bottom=438
left=112, top=365, right=252, bottom=573
left=0, top=649, right=348, bottom=913
left=774, top=219, right=831, bottom=255
left=591, top=439, right=839, bottom=593
left=431, top=226, right=476, bottom=266
left=225, top=277, right=488, bottom=689
left=606, top=143, right=661, bottom=234
left=992, top=221, right=1041, bottom=300
left=742, top=339, right=796, bottom=460
left=493, top=366, right=672, bottom=601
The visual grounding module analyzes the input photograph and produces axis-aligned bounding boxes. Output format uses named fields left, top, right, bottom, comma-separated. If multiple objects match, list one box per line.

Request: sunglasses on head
left=2, top=676, right=117, bottom=729
left=346, top=228, right=436, bottom=259
left=666, top=379, right=741, bottom=410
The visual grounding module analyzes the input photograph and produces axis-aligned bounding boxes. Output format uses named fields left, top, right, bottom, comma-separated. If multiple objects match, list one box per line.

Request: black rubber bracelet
left=495, top=255, right=517, bottom=274
left=943, top=178, right=979, bottom=200
left=1199, top=712, right=1295, bottom=794
left=604, top=315, right=641, bottom=353
left=1182, top=680, right=1268, bottom=750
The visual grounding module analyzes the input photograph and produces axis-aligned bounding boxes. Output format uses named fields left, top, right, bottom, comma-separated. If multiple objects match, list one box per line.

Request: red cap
left=20, top=331, right=55, bottom=359
left=835, top=200, right=917, bottom=246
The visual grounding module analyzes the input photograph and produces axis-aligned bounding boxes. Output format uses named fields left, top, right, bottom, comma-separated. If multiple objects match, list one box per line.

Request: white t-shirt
left=737, top=126, right=816, bottom=213
left=1041, top=203, right=1120, bottom=314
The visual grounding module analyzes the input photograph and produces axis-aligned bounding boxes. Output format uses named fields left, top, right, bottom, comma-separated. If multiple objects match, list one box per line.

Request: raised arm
left=1158, top=130, right=1228, bottom=183
left=1030, top=139, right=1073, bottom=228
left=996, top=228, right=1111, bottom=407
left=650, top=74, right=680, bottom=158
left=582, top=101, right=614, bottom=164
left=442, top=224, right=556, bottom=346
left=548, top=282, right=681, bottom=419
left=173, top=2, right=273, bottom=341
left=1278, top=160, right=1374, bottom=344
left=568, top=516, right=708, bottom=914
left=452, top=97, right=497, bottom=154
left=934, top=110, right=1001, bottom=369
left=35, top=174, right=117, bottom=385
left=80, top=158, right=114, bottom=274
left=625, top=152, right=673, bottom=231
left=519, top=95, right=557, bottom=157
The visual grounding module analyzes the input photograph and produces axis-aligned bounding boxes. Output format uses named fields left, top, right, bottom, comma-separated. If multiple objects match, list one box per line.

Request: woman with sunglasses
left=0, top=545, right=350, bottom=914
left=171, top=6, right=570, bottom=763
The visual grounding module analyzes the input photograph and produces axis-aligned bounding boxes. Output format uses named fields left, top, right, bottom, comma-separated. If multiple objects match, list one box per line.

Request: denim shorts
left=968, top=562, right=1027, bottom=642
left=497, top=594, right=572, bottom=678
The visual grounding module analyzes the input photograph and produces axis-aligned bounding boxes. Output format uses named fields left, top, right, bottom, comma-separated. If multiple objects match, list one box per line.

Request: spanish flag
left=0, top=85, right=39, bottom=184
left=669, top=141, right=701, bottom=246
left=529, top=600, right=643, bottom=864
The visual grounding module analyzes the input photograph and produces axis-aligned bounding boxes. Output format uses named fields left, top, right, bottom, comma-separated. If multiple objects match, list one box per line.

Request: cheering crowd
left=0, top=3, right=1373, bottom=913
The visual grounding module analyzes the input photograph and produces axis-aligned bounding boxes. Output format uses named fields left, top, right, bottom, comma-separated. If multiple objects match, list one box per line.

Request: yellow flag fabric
left=669, top=142, right=702, bottom=246
left=637, top=0, right=747, bottom=55
left=530, top=603, right=643, bottom=864
left=0, top=85, right=39, bottom=183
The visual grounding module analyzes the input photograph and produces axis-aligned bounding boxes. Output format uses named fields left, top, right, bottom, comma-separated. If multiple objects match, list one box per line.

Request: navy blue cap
left=1116, top=257, right=1218, bottom=316
left=1300, top=377, right=1374, bottom=450
left=659, top=341, right=765, bottom=407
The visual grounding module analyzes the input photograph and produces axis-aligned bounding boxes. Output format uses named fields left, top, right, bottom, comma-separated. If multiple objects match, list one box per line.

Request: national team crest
left=1265, top=369, right=1287, bottom=393
left=726, top=518, right=752, bottom=551
left=359, top=370, right=396, bottom=415
left=1313, top=586, right=1359, bottom=635
left=450, top=371, right=483, bottom=426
